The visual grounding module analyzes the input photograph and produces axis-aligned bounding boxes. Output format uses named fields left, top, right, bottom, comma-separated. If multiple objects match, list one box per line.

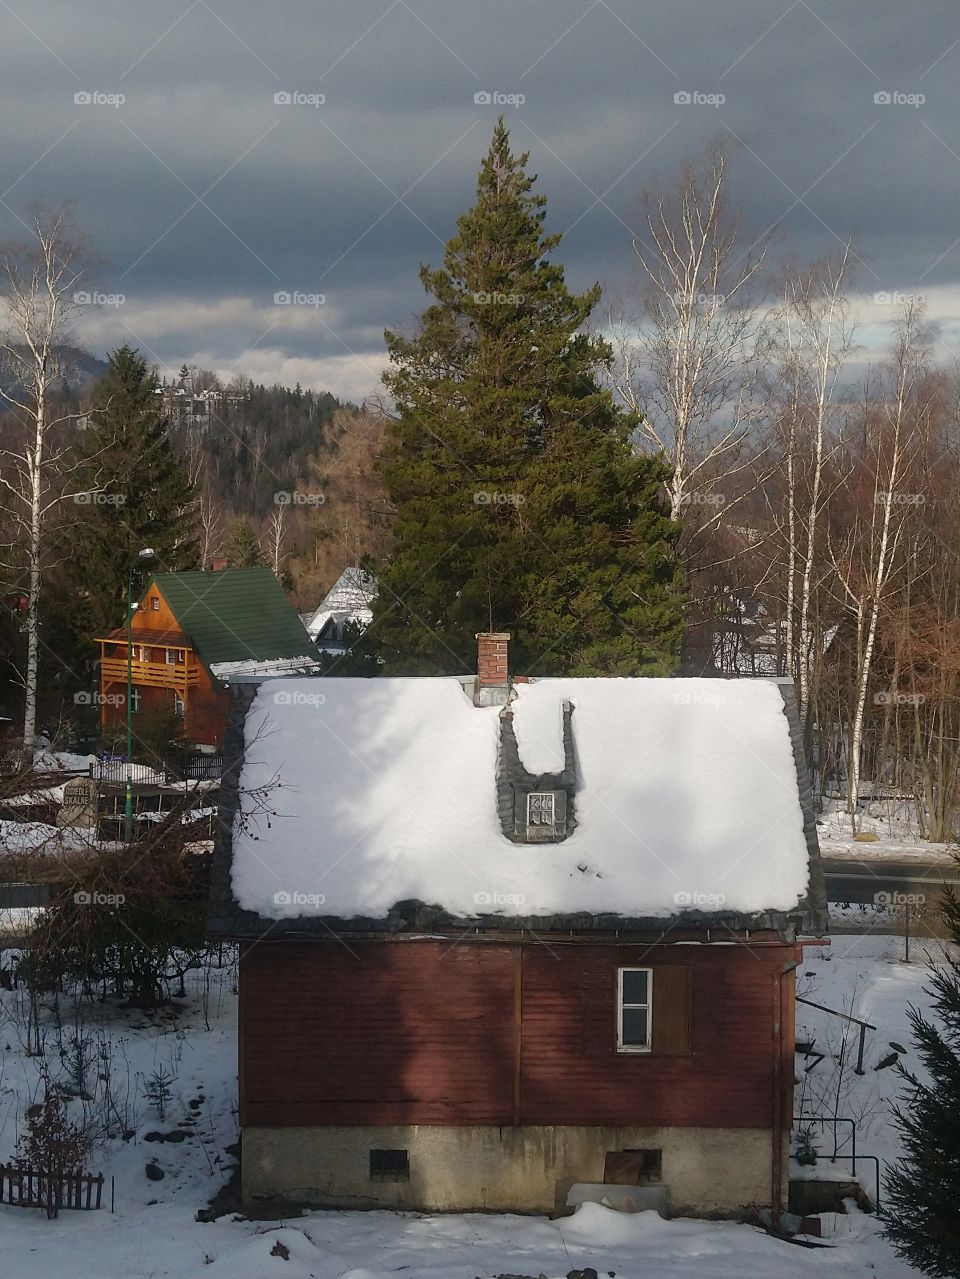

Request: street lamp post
left=124, top=547, right=156, bottom=842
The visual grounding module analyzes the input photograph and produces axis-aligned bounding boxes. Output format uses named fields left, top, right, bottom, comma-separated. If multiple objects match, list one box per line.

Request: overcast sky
left=3, top=1, right=959, bottom=401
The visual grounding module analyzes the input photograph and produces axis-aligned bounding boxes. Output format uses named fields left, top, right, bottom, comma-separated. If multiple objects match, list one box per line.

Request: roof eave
left=207, top=901, right=824, bottom=942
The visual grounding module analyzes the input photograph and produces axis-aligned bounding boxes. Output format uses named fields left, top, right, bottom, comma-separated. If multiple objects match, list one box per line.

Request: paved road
left=823, top=857, right=958, bottom=905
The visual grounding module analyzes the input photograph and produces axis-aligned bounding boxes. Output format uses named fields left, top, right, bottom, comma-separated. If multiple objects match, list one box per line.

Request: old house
left=209, top=634, right=827, bottom=1218
left=96, top=566, right=319, bottom=749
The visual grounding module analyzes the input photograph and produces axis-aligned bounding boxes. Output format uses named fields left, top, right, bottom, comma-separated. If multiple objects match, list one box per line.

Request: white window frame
left=617, top=967, right=653, bottom=1053
left=526, top=791, right=556, bottom=827
left=150, top=596, right=160, bottom=611
left=172, top=692, right=185, bottom=717
left=165, top=648, right=177, bottom=665
left=129, top=688, right=142, bottom=714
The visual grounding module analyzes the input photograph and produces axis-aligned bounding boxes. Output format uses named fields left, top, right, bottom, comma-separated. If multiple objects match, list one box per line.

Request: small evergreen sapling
left=144, top=1066, right=177, bottom=1122
left=794, top=1126, right=818, bottom=1167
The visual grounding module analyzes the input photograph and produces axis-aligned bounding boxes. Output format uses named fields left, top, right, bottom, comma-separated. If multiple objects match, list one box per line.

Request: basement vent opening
left=370, top=1148, right=410, bottom=1182
left=603, top=1148, right=662, bottom=1185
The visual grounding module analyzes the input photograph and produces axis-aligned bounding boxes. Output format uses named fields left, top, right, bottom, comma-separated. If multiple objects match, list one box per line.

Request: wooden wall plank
left=239, top=939, right=795, bottom=1131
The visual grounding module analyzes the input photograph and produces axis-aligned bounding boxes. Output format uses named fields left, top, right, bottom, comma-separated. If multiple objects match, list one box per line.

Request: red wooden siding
left=520, top=945, right=781, bottom=1128
left=239, top=938, right=798, bottom=1131
left=241, top=942, right=515, bottom=1127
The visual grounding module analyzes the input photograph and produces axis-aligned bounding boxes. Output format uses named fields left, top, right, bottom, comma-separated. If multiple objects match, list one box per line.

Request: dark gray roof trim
left=778, top=682, right=829, bottom=934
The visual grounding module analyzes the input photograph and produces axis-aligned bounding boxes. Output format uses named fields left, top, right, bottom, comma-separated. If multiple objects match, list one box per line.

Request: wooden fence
left=0, top=1165, right=103, bottom=1217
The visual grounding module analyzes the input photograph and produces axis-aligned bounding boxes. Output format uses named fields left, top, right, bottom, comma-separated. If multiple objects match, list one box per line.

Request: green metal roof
left=149, top=567, right=315, bottom=671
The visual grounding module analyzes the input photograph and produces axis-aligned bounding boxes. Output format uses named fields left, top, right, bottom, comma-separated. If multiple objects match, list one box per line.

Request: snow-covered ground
left=795, top=934, right=948, bottom=1178
left=817, top=794, right=958, bottom=862
left=0, top=817, right=111, bottom=856
left=2, top=783, right=69, bottom=808
left=31, top=750, right=97, bottom=776
left=0, top=1193, right=908, bottom=1279
left=0, top=940, right=942, bottom=1278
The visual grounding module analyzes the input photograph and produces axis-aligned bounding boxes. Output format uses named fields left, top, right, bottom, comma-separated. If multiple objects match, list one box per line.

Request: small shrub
left=13, top=1076, right=92, bottom=1218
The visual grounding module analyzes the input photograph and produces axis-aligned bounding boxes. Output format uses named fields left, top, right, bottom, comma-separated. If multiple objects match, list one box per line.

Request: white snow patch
left=0, top=818, right=108, bottom=855
left=210, top=654, right=321, bottom=679
left=32, top=750, right=95, bottom=775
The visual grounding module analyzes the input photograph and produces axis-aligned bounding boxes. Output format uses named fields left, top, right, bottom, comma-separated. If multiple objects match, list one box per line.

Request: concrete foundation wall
left=243, top=1124, right=776, bottom=1215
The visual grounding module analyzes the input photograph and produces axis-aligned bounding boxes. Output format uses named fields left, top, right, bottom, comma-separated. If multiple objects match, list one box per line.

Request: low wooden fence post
left=0, top=1165, right=104, bottom=1213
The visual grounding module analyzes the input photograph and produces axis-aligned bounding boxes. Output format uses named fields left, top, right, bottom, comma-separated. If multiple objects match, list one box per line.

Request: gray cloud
left=3, top=1, right=960, bottom=399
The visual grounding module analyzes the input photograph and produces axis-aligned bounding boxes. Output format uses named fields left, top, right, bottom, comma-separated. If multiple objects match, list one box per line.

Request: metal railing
left=792, top=1115, right=882, bottom=1209
left=90, top=754, right=223, bottom=785
left=796, top=996, right=877, bottom=1074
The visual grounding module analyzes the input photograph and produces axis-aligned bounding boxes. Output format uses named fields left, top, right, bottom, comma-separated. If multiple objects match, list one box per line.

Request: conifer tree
left=373, top=121, right=683, bottom=675
left=64, top=345, right=199, bottom=649
left=225, top=516, right=266, bottom=567
left=884, top=888, right=960, bottom=1275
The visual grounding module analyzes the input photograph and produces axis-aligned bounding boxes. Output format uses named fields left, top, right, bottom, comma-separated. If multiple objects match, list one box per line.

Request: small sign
left=58, top=777, right=98, bottom=829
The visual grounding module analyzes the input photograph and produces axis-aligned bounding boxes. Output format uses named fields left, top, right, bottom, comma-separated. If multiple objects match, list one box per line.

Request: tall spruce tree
left=373, top=121, right=684, bottom=675
left=66, top=345, right=199, bottom=648
left=884, top=888, right=960, bottom=1275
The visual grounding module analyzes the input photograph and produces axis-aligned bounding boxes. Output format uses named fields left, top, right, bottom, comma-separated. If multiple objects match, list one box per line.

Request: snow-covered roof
left=306, top=567, right=378, bottom=642
left=216, top=676, right=822, bottom=931
left=210, top=655, right=322, bottom=680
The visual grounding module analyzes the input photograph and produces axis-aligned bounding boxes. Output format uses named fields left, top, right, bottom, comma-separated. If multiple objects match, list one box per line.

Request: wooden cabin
left=209, top=635, right=827, bottom=1219
left=96, top=566, right=319, bottom=749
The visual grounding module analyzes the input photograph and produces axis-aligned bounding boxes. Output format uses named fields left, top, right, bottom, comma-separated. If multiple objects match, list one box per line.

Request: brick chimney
left=475, top=632, right=510, bottom=706
left=210, top=556, right=229, bottom=572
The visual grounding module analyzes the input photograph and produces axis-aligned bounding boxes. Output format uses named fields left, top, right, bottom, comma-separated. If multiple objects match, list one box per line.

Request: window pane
left=621, top=1007, right=649, bottom=1047
left=527, top=792, right=555, bottom=825
left=621, top=970, right=648, bottom=1005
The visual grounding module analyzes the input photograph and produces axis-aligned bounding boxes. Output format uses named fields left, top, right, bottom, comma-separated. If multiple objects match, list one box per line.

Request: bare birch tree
left=0, top=209, right=91, bottom=761
left=266, top=501, right=289, bottom=578
left=773, top=246, right=855, bottom=725
left=829, top=303, right=930, bottom=826
left=611, top=142, right=769, bottom=530
left=197, top=480, right=226, bottom=569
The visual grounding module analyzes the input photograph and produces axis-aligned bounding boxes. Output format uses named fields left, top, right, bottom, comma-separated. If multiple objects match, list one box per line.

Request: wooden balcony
left=99, top=656, right=200, bottom=692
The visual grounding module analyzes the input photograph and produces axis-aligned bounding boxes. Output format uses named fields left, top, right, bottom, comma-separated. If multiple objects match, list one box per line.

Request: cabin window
left=369, top=1149, right=409, bottom=1182
left=514, top=788, right=567, bottom=841
left=617, top=967, right=652, bottom=1052
left=527, top=791, right=555, bottom=826
left=165, top=649, right=177, bottom=665
left=138, top=645, right=149, bottom=662
left=150, top=597, right=160, bottom=611
left=129, top=688, right=142, bottom=714
left=173, top=693, right=185, bottom=718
